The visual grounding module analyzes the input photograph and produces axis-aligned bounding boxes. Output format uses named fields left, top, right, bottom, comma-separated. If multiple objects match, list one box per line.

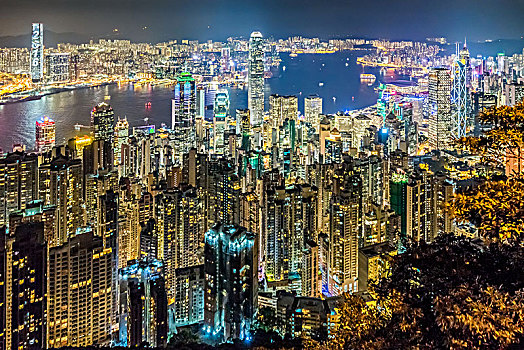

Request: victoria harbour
left=2, top=0, right=524, bottom=347
left=0, top=52, right=380, bottom=150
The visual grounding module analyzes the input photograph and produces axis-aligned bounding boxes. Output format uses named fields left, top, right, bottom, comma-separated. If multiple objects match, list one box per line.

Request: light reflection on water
left=0, top=51, right=380, bottom=151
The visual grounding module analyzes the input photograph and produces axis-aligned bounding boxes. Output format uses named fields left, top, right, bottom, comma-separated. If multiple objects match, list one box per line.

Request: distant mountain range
left=0, top=30, right=115, bottom=48
left=1, top=30, right=523, bottom=57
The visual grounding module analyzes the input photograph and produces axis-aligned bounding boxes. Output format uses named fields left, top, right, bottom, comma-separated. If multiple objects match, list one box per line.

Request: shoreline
left=0, top=81, right=118, bottom=105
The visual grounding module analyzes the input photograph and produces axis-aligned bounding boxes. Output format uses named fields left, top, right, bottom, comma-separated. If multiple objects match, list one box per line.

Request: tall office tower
left=30, top=23, right=44, bottom=82
left=204, top=224, right=258, bottom=342
left=248, top=31, right=264, bottom=126
left=119, top=260, right=168, bottom=347
left=451, top=45, right=469, bottom=139
left=428, top=68, right=452, bottom=150
left=38, top=155, right=84, bottom=244
left=213, top=90, right=230, bottom=155
left=114, top=117, right=129, bottom=168
left=269, top=94, right=299, bottom=127
left=45, top=52, right=70, bottom=83
left=4, top=222, right=46, bottom=350
left=8, top=200, right=57, bottom=247
left=35, top=116, right=56, bottom=153
left=47, top=231, right=115, bottom=348
left=156, top=186, right=201, bottom=302
left=304, top=95, right=323, bottom=128
left=174, top=265, right=205, bottom=327
left=91, top=102, right=115, bottom=169
left=172, top=72, right=196, bottom=163
left=197, top=87, right=206, bottom=119
left=0, top=152, right=38, bottom=227
left=329, top=175, right=362, bottom=295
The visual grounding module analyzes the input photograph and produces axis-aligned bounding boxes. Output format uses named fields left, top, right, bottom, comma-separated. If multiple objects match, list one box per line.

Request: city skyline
left=0, top=2, right=523, bottom=349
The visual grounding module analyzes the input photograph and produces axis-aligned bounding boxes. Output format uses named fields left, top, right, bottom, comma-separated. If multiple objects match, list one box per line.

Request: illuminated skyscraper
left=119, top=259, right=168, bottom=347
left=35, top=116, right=55, bottom=153
left=114, top=117, right=129, bottom=168
left=248, top=31, right=264, bottom=126
left=30, top=23, right=44, bottom=82
left=45, top=52, right=70, bottom=83
left=47, top=231, right=116, bottom=348
left=329, top=174, right=362, bottom=295
left=172, top=72, right=196, bottom=163
left=213, top=90, right=230, bottom=155
left=304, top=95, right=323, bottom=127
left=204, top=224, right=258, bottom=342
left=451, top=43, right=469, bottom=139
left=269, top=94, right=298, bottom=127
left=38, top=155, right=83, bottom=244
left=0, top=152, right=38, bottom=227
left=428, top=68, right=452, bottom=150
left=91, top=102, right=115, bottom=170
left=4, top=222, right=46, bottom=350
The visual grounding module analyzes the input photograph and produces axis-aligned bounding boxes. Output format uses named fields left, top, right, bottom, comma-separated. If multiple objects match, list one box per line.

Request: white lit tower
left=451, top=42, right=469, bottom=139
left=213, top=90, right=230, bottom=155
left=428, top=68, right=452, bottom=150
left=30, top=23, right=44, bottom=82
left=248, top=31, right=264, bottom=126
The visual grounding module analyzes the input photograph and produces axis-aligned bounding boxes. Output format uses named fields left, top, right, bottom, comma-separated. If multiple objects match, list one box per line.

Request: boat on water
left=318, top=82, right=324, bottom=87
left=290, top=53, right=298, bottom=57
left=360, top=73, right=377, bottom=84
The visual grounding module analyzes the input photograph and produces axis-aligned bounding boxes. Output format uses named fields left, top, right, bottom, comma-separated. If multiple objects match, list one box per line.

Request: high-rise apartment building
left=91, top=102, right=115, bottom=170
left=329, top=175, right=362, bottom=295
left=174, top=265, right=205, bottom=327
left=35, top=116, right=56, bottom=153
left=4, top=222, right=47, bottom=350
left=114, top=117, right=129, bottom=168
left=38, top=155, right=84, bottom=245
left=45, top=52, right=70, bottom=83
left=269, top=94, right=298, bottom=127
left=47, top=231, right=115, bottom=347
left=0, top=152, right=38, bottom=227
left=248, top=32, right=264, bottom=126
left=304, top=95, right=323, bottom=127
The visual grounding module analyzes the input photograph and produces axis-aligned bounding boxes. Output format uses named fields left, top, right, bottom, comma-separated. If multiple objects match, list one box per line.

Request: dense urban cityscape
left=0, top=3, right=523, bottom=348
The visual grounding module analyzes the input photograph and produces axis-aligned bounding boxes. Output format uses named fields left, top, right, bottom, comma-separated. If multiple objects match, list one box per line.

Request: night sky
left=1, top=0, right=523, bottom=42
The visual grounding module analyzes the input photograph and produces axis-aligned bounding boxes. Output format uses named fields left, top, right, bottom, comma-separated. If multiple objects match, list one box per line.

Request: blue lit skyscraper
left=30, top=23, right=44, bottom=82
left=248, top=31, right=264, bottom=126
